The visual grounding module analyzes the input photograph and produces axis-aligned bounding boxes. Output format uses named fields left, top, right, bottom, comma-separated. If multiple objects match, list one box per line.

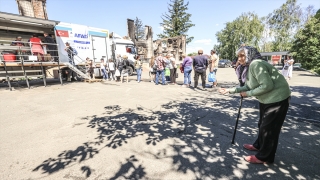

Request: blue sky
left=0, top=0, right=319, bottom=54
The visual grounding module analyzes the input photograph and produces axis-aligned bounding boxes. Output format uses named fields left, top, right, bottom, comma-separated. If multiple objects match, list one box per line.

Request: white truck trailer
left=0, top=12, right=138, bottom=89
left=54, top=22, right=138, bottom=77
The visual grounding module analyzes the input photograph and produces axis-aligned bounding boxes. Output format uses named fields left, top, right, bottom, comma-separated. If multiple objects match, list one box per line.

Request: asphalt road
left=0, top=66, right=319, bottom=180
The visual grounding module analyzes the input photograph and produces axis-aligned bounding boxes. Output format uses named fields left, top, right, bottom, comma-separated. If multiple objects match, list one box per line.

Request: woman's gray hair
left=236, top=47, right=249, bottom=63
left=236, top=46, right=262, bottom=64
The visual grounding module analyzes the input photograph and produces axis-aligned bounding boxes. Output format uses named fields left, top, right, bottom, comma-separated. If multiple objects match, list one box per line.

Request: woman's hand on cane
left=219, top=88, right=229, bottom=94
left=240, top=91, right=247, bottom=97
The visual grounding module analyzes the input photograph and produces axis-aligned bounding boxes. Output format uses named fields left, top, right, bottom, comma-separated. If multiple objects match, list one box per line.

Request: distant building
left=260, top=51, right=289, bottom=65
left=16, top=0, right=48, bottom=20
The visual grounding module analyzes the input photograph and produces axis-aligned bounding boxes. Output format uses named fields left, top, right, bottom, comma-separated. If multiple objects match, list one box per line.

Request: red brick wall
left=17, top=0, right=47, bottom=19
left=32, top=0, right=45, bottom=19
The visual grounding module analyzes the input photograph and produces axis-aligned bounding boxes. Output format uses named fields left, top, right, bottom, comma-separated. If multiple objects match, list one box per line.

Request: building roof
left=0, top=11, right=59, bottom=33
left=260, top=51, right=289, bottom=56
left=0, top=11, right=59, bottom=26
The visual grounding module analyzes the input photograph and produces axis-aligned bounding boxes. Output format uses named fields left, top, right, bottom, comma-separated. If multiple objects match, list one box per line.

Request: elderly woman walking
left=220, top=46, right=291, bottom=164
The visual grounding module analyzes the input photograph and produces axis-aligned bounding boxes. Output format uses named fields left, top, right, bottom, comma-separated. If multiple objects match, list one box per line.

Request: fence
left=0, top=39, right=63, bottom=90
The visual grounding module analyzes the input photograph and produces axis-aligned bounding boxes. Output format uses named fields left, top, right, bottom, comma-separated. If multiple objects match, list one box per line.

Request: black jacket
left=193, top=55, right=208, bottom=71
left=44, top=36, right=56, bottom=50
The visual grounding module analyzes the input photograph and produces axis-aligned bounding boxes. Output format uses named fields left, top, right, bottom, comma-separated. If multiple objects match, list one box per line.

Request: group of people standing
left=187, top=49, right=219, bottom=90
left=83, top=54, right=143, bottom=84
left=147, top=50, right=219, bottom=89
left=149, top=53, right=179, bottom=85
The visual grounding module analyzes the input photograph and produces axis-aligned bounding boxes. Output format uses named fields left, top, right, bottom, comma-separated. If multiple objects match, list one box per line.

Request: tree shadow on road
left=109, top=155, right=146, bottom=180
left=289, top=86, right=320, bottom=121
left=32, top=90, right=320, bottom=179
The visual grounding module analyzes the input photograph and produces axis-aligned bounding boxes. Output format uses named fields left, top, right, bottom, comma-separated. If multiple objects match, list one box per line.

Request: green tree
left=290, top=10, right=320, bottom=74
left=134, top=17, right=145, bottom=40
left=267, top=0, right=301, bottom=51
left=187, top=52, right=197, bottom=56
left=259, top=17, right=273, bottom=52
left=315, top=9, right=320, bottom=19
left=158, top=0, right=195, bottom=44
left=215, top=12, right=264, bottom=60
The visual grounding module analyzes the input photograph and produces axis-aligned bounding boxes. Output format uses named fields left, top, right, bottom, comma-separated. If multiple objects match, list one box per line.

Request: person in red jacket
left=29, top=34, right=44, bottom=61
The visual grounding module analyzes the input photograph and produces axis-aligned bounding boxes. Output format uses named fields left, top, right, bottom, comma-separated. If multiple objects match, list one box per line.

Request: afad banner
left=55, top=24, right=92, bottom=64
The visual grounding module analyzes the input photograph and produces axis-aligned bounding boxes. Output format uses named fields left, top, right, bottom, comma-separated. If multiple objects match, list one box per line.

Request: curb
left=296, top=67, right=319, bottom=76
left=275, top=66, right=319, bottom=76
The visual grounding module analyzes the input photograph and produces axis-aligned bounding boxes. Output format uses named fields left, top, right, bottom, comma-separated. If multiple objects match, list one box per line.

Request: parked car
left=218, top=59, right=232, bottom=68
left=293, top=63, right=302, bottom=69
left=231, top=58, right=237, bottom=68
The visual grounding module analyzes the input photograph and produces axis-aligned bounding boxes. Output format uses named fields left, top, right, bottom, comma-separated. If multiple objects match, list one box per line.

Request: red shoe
left=243, top=144, right=258, bottom=151
left=244, top=155, right=266, bottom=164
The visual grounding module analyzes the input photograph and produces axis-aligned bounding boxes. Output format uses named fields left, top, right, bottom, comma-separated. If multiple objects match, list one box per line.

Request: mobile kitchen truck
left=55, top=22, right=138, bottom=77
left=0, top=12, right=138, bottom=90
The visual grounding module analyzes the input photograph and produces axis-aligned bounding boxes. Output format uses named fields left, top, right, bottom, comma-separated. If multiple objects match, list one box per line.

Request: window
left=126, top=47, right=131, bottom=53
left=126, top=46, right=136, bottom=54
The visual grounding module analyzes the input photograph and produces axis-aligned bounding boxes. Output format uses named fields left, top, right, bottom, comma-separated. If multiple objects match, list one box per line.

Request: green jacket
left=229, top=60, right=291, bottom=104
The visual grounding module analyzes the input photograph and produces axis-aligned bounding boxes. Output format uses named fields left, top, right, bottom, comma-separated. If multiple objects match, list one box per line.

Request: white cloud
left=186, top=46, right=203, bottom=54
left=158, top=25, right=170, bottom=32
left=216, top=24, right=219, bottom=26
left=193, top=39, right=212, bottom=45
left=158, top=26, right=164, bottom=31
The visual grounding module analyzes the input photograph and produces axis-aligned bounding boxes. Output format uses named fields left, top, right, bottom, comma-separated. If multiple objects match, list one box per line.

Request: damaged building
left=16, top=0, right=48, bottom=19
left=127, top=19, right=186, bottom=61
left=153, top=35, right=186, bottom=61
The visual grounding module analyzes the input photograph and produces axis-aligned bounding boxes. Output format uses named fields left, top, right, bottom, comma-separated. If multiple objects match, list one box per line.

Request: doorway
left=91, top=36, right=107, bottom=62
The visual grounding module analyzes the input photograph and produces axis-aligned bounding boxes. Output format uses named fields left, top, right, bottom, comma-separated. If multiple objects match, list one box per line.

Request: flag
left=56, top=30, right=69, bottom=37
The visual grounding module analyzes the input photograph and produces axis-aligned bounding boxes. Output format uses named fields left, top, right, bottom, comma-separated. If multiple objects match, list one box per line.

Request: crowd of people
left=76, top=54, right=135, bottom=83
left=148, top=53, right=180, bottom=85
left=79, top=52, right=187, bottom=84
left=147, top=49, right=219, bottom=89
left=76, top=49, right=220, bottom=87
left=65, top=44, right=295, bottom=91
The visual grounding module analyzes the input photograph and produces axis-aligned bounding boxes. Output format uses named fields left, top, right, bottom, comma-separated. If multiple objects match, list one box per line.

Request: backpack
left=135, top=60, right=142, bottom=69
left=153, top=60, right=158, bottom=70
left=155, top=57, right=165, bottom=70
left=122, top=59, right=129, bottom=68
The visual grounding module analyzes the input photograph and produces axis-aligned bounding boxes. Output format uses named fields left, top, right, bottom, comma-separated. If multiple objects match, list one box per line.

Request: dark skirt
left=253, top=97, right=290, bottom=163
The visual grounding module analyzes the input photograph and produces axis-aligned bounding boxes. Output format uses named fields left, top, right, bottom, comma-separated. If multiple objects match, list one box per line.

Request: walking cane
left=232, top=96, right=243, bottom=144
